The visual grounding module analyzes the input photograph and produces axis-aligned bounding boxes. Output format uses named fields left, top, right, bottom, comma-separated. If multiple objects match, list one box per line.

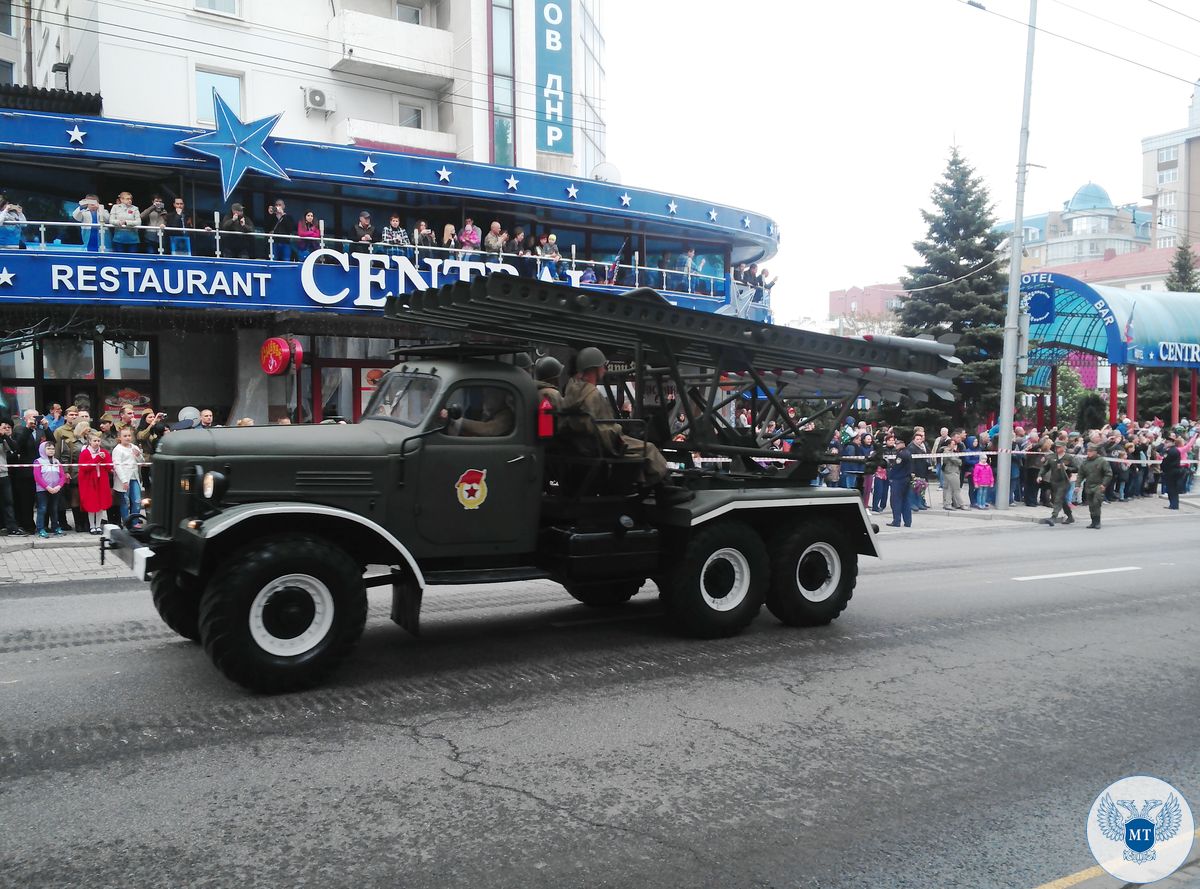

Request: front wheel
left=565, top=579, right=643, bottom=607
left=151, top=570, right=202, bottom=642
left=664, top=521, right=767, bottom=638
left=766, top=523, right=856, bottom=627
left=198, top=535, right=367, bottom=694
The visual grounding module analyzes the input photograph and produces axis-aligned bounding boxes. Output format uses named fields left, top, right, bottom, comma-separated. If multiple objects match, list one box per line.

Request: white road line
left=1012, top=566, right=1141, bottom=582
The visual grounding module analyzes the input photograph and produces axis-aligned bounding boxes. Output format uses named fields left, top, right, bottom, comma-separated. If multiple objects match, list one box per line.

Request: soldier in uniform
left=1076, top=440, right=1114, bottom=529
left=446, top=388, right=515, bottom=437
left=562, top=347, right=673, bottom=492
left=1038, top=441, right=1075, bottom=527
left=534, top=356, right=564, bottom=411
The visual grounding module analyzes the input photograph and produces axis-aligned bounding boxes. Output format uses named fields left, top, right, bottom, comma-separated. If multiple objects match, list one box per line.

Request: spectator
left=111, top=426, right=144, bottom=524
left=940, top=434, right=968, bottom=510
left=0, top=420, right=24, bottom=536
left=909, top=429, right=931, bottom=511
left=442, top=223, right=459, bottom=259
left=236, top=417, right=254, bottom=427
left=972, top=444, right=995, bottom=509
left=537, top=233, right=562, bottom=280
left=77, top=430, right=113, bottom=535
left=579, top=264, right=598, bottom=284
left=483, top=221, right=508, bottom=258
left=760, top=267, right=778, bottom=293
left=0, top=193, right=27, bottom=248
left=381, top=213, right=412, bottom=257
left=72, top=194, right=110, bottom=251
left=33, top=441, right=68, bottom=537
left=199, top=408, right=217, bottom=429
left=12, top=410, right=42, bottom=532
left=459, top=216, right=481, bottom=262
left=351, top=210, right=375, bottom=255
left=267, top=199, right=296, bottom=261
left=97, top=413, right=118, bottom=452
left=109, top=192, right=142, bottom=253
left=413, top=219, right=436, bottom=249
left=219, top=203, right=254, bottom=259
left=115, top=403, right=138, bottom=435
left=164, top=196, right=199, bottom=255
left=297, top=210, right=321, bottom=259
left=139, top=194, right=169, bottom=253
left=45, top=404, right=64, bottom=432
left=137, top=408, right=169, bottom=455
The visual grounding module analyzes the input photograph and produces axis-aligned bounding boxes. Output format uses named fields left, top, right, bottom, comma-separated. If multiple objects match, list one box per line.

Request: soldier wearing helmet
left=534, top=355, right=565, bottom=411
left=563, top=347, right=670, bottom=488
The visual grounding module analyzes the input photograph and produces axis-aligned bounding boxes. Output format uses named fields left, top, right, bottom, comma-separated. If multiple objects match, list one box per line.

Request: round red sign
left=260, top=337, right=291, bottom=375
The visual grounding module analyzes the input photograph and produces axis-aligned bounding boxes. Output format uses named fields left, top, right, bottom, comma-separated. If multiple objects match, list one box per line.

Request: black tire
left=566, top=579, right=643, bottom=607
left=766, top=523, right=856, bottom=627
left=151, top=570, right=202, bottom=642
left=198, top=535, right=367, bottom=694
left=664, top=521, right=767, bottom=638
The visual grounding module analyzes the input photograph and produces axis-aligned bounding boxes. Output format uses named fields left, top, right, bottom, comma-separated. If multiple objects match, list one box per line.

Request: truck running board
left=422, top=566, right=554, bottom=585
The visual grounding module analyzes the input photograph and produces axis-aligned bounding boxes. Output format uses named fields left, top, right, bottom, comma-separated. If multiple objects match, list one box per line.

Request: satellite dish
left=590, top=162, right=621, bottom=183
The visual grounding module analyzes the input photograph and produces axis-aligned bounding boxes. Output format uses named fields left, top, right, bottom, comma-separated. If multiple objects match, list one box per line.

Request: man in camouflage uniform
left=1076, top=440, right=1114, bottom=529
left=563, top=347, right=669, bottom=488
left=1038, top=441, right=1075, bottom=527
left=534, top=356, right=564, bottom=412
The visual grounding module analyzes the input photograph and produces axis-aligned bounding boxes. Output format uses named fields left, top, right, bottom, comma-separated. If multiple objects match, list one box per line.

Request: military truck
left=103, top=276, right=959, bottom=693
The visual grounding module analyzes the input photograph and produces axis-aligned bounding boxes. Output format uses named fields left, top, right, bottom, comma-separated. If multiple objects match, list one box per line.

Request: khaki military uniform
left=939, top=449, right=967, bottom=509
left=1038, top=453, right=1074, bottom=522
left=456, top=407, right=515, bottom=437
left=562, top=377, right=668, bottom=486
left=536, top=380, right=564, bottom=412
left=1076, top=453, right=1113, bottom=526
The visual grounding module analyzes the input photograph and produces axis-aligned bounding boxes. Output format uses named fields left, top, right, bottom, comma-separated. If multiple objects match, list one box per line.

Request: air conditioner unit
left=303, top=87, right=335, bottom=114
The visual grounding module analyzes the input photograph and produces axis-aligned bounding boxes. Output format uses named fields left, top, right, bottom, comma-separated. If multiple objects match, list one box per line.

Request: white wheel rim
left=700, top=547, right=751, bottom=612
left=796, top=542, right=841, bottom=603
left=248, top=573, right=335, bottom=657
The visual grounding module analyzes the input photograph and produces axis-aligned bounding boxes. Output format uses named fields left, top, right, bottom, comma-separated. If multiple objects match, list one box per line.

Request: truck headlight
left=202, top=471, right=227, bottom=500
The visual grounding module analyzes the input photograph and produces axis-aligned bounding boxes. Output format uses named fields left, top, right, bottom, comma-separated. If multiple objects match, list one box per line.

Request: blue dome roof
left=1066, top=182, right=1114, bottom=212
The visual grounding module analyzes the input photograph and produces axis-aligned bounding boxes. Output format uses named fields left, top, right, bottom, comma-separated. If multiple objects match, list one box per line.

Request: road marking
left=1012, top=567, right=1140, bottom=582
left=1030, top=827, right=1200, bottom=889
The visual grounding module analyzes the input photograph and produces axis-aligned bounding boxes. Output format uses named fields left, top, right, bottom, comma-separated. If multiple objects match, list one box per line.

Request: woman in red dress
left=77, top=430, right=113, bottom=535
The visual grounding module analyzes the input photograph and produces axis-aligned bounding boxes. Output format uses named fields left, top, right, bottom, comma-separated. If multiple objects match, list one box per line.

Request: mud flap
left=389, top=568, right=424, bottom=637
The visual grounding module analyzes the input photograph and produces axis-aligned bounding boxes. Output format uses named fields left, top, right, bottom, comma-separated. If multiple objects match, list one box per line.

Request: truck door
left=414, top=382, right=543, bottom=553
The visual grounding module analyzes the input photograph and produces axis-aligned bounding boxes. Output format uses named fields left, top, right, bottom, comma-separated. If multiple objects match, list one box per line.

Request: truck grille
left=295, top=471, right=375, bottom=489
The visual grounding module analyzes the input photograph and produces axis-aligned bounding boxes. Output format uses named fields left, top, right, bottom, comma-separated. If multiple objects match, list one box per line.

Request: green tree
left=1052, top=364, right=1086, bottom=429
left=895, top=147, right=1007, bottom=430
left=1164, top=240, right=1199, bottom=293
left=1076, top=392, right=1108, bottom=432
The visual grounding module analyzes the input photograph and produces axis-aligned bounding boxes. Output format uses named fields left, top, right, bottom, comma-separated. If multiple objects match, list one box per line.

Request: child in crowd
left=33, top=441, right=69, bottom=537
left=78, top=430, right=113, bottom=535
left=972, top=453, right=994, bottom=509
left=111, top=427, right=144, bottom=523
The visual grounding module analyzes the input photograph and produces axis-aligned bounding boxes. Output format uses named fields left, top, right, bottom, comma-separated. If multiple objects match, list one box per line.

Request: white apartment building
left=1141, top=79, right=1200, bottom=250
left=0, top=0, right=21, bottom=84
left=23, top=0, right=605, bottom=176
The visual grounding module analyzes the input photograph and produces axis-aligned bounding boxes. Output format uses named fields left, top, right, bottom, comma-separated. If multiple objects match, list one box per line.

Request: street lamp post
left=994, top=0, right=1037, bottom=510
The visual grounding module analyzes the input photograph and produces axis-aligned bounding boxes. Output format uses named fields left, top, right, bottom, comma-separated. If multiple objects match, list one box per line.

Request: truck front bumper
left=100, top=523, right=160, bottom=581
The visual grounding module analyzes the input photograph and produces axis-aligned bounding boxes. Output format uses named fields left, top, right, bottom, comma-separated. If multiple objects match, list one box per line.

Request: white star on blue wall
left=175, top=91, right=290, bottom=200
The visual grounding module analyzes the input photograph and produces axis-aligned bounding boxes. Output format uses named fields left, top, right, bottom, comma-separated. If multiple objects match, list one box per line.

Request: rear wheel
left=565, top=579, right=643, bottom=607
left=151, top=570, right=202, bottom=642
left=766, top=523, right=856, bottom=627
left=664, top=522, right=767, bottom=638
left=198, top=535, right=367, bottom=694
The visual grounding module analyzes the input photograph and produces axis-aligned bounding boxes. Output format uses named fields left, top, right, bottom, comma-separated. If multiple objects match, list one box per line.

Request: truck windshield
left=361, top=373, right=440, bottom=426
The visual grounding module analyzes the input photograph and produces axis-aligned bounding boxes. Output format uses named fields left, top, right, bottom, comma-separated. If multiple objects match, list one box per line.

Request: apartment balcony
left=328, top=10, right=454, bottom=90
left=334, top=118, right=457, bottom=157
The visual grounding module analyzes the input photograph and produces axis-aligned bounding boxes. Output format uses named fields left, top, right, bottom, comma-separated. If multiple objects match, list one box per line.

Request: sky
left=602, top=0, right=1200, bottom=324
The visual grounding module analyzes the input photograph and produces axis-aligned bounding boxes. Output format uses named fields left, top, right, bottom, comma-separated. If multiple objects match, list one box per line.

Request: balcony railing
left=1, top=218, right=772, bottom=314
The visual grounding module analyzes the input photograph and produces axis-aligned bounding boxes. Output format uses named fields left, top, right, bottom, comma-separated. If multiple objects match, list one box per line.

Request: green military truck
left=103, top=276, right=958, bottom=693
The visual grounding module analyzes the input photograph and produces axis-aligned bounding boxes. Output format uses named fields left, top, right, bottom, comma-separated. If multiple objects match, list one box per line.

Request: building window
left=395, top=2, right=421, bottom=24
left=491, top=0, right=515, bottom=166
left=0, top=0, right=11, bottom=36
left=397, top=102, right=422, bottom=129
left=195, top=0, right=240, bottom=15
left=0, top=60, right=12, bottom=85
left=196, top=69, right=242, bottom=123
left=1158, top=168, right=1179, bottom=185
left=1161, top=211, right=1177, bottom=230
left=1158, top=145, right=1179, bottom=164
left=1161, top=191, right=1176, bottom=208
left=1142, top=284, right=1152, bottom=290
left=1158, top=235, right=1177, bottom=249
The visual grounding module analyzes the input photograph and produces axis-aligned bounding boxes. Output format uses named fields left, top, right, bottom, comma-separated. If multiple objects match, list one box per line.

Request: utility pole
left=994, top=0, right=1037, bottom=510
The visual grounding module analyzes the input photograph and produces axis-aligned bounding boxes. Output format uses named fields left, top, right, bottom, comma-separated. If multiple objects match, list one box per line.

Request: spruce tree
left=895, top=147, right=1007, bottom=429
left=1164, top=240, right=1199, bottom=293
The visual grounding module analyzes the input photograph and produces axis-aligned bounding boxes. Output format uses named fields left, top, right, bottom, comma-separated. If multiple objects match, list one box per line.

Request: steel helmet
left=576, top=347, right=606, bottom=373
left=534, top=355, right=563, bottom=381
left=512, top=351, right=532, bottom=369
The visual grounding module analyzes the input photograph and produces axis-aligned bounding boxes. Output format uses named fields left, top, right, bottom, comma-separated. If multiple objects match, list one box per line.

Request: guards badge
left=455, top=469, right=488, bottom=510
left=1087, top=775, right=1194, bottom=883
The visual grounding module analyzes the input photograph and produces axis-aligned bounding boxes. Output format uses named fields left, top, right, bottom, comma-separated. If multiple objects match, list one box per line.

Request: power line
left=1048, top=0, right=1200, bottom=63
left=9, top=6, right=610, bottom=142
left=955, top=0, right=1197, bottom=87
left=1145, top=0, right=1200, bottom=28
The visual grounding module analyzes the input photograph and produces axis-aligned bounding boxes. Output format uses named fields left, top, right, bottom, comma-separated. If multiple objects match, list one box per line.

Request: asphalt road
left=1, top=514, right=1198, bottom=889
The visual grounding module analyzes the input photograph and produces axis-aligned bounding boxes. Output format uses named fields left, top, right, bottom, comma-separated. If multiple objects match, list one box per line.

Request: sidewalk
left=0, top=529, right=128, bottom=585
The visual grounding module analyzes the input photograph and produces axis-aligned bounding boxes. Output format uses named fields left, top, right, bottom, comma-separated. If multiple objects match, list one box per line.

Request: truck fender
left=193, top=502, right=426, bottom=587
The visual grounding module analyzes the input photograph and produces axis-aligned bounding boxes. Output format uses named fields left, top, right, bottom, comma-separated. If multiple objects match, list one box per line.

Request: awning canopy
left=1020, top=272, right=1200, bottom=369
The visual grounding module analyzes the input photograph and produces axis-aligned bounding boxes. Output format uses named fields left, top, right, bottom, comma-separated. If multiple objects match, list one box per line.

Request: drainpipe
left=23, top=0, right=33, bottom=86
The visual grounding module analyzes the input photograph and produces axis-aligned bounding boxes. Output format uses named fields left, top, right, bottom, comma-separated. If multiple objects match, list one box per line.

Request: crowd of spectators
left=0, top=401, right=283, bottom=537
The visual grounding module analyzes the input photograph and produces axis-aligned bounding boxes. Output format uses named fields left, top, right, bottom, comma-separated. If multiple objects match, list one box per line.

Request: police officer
left=534, top=356, right=564, bottom=411
left=1038, top=441, right=1075, bottom=527
left=1076, top=441, right=1114, bottom=529
left=563, top=347, right=672, bottom=491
